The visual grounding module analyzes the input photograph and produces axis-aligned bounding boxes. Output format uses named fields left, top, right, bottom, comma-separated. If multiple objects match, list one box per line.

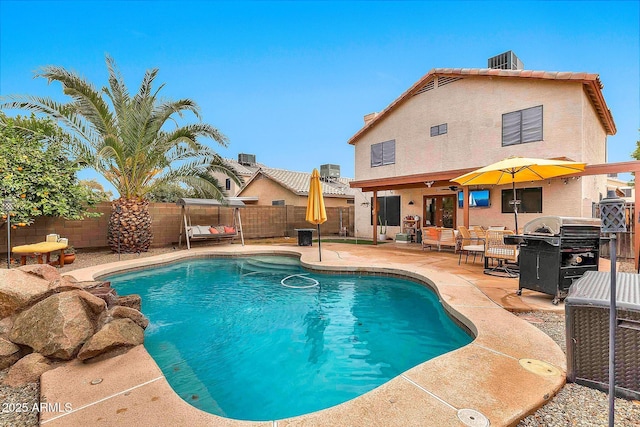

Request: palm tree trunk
left=107, top=198, right=153, bottom=253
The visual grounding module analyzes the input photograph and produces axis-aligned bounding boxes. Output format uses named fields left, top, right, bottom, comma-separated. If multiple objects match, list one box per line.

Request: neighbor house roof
left=222, top=158, right=263, bottom=176
left=239, top=167, right=357, bottom=198
left=348, top=68, right=616, bottom=145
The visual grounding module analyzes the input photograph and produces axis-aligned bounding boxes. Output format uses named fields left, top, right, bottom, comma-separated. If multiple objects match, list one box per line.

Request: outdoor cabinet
left=565, top=271, right=640, bottom=400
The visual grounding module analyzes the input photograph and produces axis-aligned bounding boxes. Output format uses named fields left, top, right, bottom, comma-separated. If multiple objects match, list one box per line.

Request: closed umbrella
left=451, top=157, right=586, bottom=232
left=306, top=169, right=327, bottom=261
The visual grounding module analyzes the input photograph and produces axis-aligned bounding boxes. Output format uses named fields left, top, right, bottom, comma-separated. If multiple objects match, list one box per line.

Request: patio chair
left=484, top=230, right=519, bottom=277
left=457, top=226, right=485, bottom=265
left=422, top=227, right=456, bottom=252
left=472, top=226, right=487, bottom=240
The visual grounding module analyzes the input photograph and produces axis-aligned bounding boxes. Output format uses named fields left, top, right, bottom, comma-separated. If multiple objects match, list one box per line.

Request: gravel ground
left=1, top=247, right=639, bottom=426
left=515, top=311, right=640, bottom=426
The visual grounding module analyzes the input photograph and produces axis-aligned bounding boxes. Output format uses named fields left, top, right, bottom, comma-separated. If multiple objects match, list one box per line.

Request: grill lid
left=523, top=216, right=601, bottom=236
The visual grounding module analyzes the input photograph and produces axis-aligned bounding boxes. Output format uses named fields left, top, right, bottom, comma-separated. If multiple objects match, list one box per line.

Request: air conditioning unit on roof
left=320, top=164, right=340, bottom=181
left=238, top=153, right=256, bottom=166
left=488, top=51, right=524, bottom=70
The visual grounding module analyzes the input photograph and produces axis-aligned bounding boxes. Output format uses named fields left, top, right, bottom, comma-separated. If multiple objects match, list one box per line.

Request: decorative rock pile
left=0, top=264, right=147, bottom=386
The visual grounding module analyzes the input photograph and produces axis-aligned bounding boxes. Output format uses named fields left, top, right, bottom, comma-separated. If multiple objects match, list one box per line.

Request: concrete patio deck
left=40, top=242, right=570, bottom=426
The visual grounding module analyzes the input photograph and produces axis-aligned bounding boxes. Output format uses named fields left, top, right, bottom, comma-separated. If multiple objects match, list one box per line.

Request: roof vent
left=488, top=50, right=524, bottom=70
left=320, top=164, right=340, bottom=181
left=238, top=153, right=256, bottom=166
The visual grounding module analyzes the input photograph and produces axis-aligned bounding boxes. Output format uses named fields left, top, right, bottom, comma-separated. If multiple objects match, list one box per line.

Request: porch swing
left=176, top=198, right=245, bottom=249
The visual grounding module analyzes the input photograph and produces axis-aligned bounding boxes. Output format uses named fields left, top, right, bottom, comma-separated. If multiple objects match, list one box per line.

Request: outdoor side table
left=294, top=228, right=315, bottom=246
left=565, top=270, right=640, bottom=400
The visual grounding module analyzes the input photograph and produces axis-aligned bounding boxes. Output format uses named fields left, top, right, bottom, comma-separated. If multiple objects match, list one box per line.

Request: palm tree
left=1, top=55, right=241, bottom=252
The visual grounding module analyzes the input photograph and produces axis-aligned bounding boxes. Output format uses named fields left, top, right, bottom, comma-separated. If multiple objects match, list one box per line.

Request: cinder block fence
left=3, top=202, right=355, bottom=252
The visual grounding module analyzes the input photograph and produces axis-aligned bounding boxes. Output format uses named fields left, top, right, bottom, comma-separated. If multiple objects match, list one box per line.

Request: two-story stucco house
left=348, top=52, right=616, bottom=240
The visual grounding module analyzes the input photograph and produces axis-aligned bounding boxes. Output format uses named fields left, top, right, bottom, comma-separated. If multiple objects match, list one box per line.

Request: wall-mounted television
left=458, top=189, right=491, bottom=208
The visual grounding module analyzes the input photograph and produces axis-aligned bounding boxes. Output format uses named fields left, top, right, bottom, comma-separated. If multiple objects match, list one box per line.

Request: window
left=430, top=123, right=447, bottom=137
left=371, top=140, right=395, bottom=167
left=370, top=196, right=400, bottom=226
left=502, top=105, right=543, bottom=146
left=502, top=188, right=542, bottom=213
left=622, top=188, right=632, bottom=197
left=272, top=200, right=285, bottom=206
left=225, top=178, right=231, bottom=191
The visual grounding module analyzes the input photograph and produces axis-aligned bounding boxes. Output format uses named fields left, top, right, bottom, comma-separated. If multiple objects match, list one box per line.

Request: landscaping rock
left=77, top=318, right=144, bottom=361
left=3, top=353, right=52, bottom=387
left=0, top=316, right=13, bottom=339
left=86, top=285, right=118, bottom=307
left=9, top=290, right=105, bottom=360
left=49, top=277, right=84, bottom=293
left=116, top=294, right=142, bottom=311
left=0, top=337, right=20, bottom=370
left=108, top=305, right=149, bottom=329
left=17, top=264, right=61, bottom=283
left=0, top=269, right=53, bottom=318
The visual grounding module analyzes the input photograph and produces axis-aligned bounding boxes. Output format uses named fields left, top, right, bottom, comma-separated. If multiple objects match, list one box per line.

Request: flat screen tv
left=458, top=189, right=491, bottom=208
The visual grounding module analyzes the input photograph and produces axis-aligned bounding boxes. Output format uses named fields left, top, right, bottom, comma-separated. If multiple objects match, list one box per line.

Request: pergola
left=350, top=160, right=640, bottom=267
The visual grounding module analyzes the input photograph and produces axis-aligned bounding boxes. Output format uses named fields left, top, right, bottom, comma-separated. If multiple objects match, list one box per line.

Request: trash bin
left=295, top=229, right=315, bottom=246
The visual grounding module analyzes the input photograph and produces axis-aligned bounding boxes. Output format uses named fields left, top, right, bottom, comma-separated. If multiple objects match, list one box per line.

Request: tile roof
left=241, top=167, right=358, bottom=198
left=348, top=68, right=616, bottom=145
left=222, top=158, right=263, bottom=176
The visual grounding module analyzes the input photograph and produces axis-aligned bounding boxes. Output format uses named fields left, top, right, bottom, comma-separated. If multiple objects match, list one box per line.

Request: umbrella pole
left=512, top=178, right=519, bottom=233
left=317, top=224, right=322, bottom=262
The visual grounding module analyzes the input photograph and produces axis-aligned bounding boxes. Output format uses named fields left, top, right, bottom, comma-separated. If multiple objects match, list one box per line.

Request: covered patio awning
left=350, top=160, right=640, bottom=269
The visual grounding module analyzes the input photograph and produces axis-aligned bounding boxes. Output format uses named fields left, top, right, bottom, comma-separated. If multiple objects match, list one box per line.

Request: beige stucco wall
left=209, top=171, right=248, bottom=197
left=352, top=76, right=610, bottom=237
left=239, top=175, right=353, bottom=207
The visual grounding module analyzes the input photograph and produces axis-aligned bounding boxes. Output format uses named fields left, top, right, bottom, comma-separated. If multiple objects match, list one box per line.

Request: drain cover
left=457, top=408, right=490, bottom=427
left=519, top=358, right=561, bottom=377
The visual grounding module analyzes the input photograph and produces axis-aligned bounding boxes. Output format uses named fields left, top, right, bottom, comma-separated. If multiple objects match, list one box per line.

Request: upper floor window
left=502, top=105, right=543, bottom=146
left=430, top=123, right=447, bottom=137
left=225, top=178, right=231, bottom=191
left=371, top=140, right=395, bottom=167
left=272, top=200, right=285, bottom=206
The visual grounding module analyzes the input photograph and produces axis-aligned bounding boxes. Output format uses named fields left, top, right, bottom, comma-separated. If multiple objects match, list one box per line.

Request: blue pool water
left=107, top=256, right=472, bottom=421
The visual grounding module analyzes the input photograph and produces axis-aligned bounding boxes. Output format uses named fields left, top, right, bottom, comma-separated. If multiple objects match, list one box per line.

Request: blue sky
left=1, top=1, right=638, bottom=195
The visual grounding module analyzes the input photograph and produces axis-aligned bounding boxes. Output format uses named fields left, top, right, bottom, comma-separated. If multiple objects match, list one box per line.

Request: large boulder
left=77, top=318, right=144, bottom=362
left=0, top=316, right=13, bottom=339
left=17, top=264, right=61, bottom=283
left=108, top=306, right=149, bottom=329
left=0, top=269, right=53, bottom=318
left=115, top=294, right=142, bottom=311
left=9, top=290, right=106, bottom=360
left=2, top=353, right=52, bottom=387
left=0, top=337, right=20, bottom=370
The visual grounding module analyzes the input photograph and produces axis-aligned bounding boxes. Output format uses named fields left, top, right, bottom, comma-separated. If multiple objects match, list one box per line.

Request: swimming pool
left=107, top=256, right=473, bottom=421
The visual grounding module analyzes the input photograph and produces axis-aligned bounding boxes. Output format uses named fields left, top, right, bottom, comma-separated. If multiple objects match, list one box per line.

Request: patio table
left=12, top=241, right=68, bottom=267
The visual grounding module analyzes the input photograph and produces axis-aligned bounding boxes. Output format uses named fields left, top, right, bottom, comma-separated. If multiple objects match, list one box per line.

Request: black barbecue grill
left=505, top=216, right=601, bottom=304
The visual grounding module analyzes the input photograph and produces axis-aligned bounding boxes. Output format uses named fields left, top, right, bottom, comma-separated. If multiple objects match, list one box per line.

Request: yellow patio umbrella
left=451, top=156, right=586, bottom=232
left=306, top=168, right=327, bottom=261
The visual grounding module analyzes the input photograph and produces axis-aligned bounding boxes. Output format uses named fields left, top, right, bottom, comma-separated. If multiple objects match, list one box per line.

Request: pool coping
left=39, top=244, right=567, bottom=426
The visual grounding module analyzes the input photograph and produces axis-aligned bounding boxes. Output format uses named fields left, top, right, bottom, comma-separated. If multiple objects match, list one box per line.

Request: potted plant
left=63, top=246, right=76, bottom=264
left=378, top=216, right=387, bottom=242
